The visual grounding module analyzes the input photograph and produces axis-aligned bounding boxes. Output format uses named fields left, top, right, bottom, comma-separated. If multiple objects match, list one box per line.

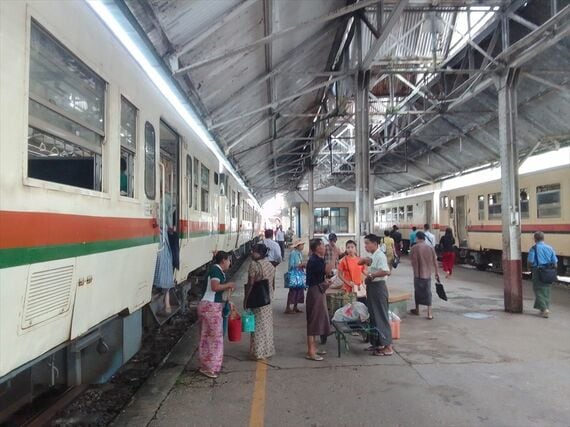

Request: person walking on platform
left=324, top=233, right=342, bottom=269
left=439, top=227, right=456, bottom=278
left=382, top=230, right=396, bottom=270
left=275, top=226, right=286, bottom=259
left=391, top=225, right=403, bottom=258
left=305, top=238, right=334, bottom=361
left=197, top=251, right=236, bottom=379
left=410, top=232, right=440, bottom=320
left=360, top=234, right=393, bottom=356
left=245, top=243, right=276, bottom=360
left=285, top=239, right=306, bottom=314
left=528, top=231, right=558, bottom=318
left=423, top=223, right=436, bottom=248
left=262, top=229, right=282, bottom=269
left=409, top=226, right=418, bottom=248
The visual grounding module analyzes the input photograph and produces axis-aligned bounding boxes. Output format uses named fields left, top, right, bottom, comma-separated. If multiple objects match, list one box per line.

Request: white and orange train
left=0, top=1, right=261, bottom=418
left=374, top=162, right=569, bottom=275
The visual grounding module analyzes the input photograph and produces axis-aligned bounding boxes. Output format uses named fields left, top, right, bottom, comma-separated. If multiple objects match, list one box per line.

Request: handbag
left=392, top=256, right=400, bottom=269
left=284, top=271, right=290, bottom=288
left=289, top=269, right=306, bottom=289
left=435, top=280, right=448, bottom=301
left=354, top=284, right=367, bottom=299
left=245, top=261, right=271, bottom=308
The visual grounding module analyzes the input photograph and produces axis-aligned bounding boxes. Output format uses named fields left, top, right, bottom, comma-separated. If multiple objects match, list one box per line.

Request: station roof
left=122, top=0, right=570, bottom=201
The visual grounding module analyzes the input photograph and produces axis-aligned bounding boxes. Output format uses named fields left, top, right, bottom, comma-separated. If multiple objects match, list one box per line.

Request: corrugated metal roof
left=122, top=0, right=568, bottom=202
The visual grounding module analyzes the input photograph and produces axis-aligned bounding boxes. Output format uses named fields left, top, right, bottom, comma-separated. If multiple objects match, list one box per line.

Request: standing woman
left=440, top=227, right=456, bottom=278
left=198, top=251, right=236, bottom=379
left=383, top=230, right=396, bottom=269
left=305, top=238, right=334, bottom=361
left=285, top=240, right=306, bottom=314
left=245, top=243, right=276, bottom=360
left=528, top=231, right=558, bottom=318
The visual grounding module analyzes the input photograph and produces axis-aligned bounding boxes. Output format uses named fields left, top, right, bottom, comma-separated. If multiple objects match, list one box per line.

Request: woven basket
left=326, top=292, right=356, bottom=318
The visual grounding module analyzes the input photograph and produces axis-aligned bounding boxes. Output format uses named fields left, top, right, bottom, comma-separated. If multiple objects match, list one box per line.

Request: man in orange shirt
left=337, top=240, right=367, bottom=303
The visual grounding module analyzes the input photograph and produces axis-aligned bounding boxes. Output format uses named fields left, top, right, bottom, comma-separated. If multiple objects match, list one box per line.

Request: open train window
left=406, top=205, right=413, bottom=222
left=231, top=190, right=237, bottom=218
left=478, top=195, right=485, bottom=220
left=380, top=210, right=386, bottom=222
left=27, top=21, right=105, bottom=191
left=144, top=122, right=156, bottom=199
left=441, top=196, right=449, bottom=209
left=536, top=184, right=560, bottom=218
left=120, top=97, right=137, bottom=197
left=520, top=188, right=529, bottom=219
left=193, top=158, right=199, bottom=209
left=488, top=192, right=501, bottom=219
left=200, top=164, right=210, bottom=213
left=186, top=155, right=192, bottom=208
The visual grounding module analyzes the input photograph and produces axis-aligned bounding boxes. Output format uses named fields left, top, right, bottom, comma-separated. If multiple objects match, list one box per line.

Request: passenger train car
left=0, top=1, right=260, bottom=418
left=374, top=164, right=569, bottom=276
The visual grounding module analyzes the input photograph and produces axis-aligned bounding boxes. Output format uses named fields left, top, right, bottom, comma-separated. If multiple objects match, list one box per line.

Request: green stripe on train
left=0, top=231, right=235, bottom=269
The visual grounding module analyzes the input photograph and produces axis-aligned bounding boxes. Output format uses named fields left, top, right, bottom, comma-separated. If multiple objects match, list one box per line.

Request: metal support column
left=355, top=70, right=371, bottom=253
left=495, top=68, right=523, bottom=313
left=308, top=165, right=315, bottom=239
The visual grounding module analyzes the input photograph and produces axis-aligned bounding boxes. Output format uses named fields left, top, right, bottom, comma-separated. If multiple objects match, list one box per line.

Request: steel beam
left=361, top=0, right=409, bottom=70
left=495, top=68, right=523, bottom=313
left=308, top=166, right=315, bottom=239
left=175, top=0, right=382, bottom=73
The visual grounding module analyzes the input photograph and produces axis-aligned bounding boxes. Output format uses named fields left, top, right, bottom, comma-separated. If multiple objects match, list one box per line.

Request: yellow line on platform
left=249, top=361, right=268, bottom=427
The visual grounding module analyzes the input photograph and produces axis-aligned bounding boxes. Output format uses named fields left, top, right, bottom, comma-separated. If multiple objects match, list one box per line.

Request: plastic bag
left=242, top=310, right=255, bottom=333
left=329, top=274, right=344, bottom=290
left=332, top=301, right=370, bottom=323
left=228, top=306, right=242, bottom=342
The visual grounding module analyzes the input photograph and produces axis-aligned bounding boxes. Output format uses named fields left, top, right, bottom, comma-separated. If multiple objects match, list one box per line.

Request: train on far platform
left=0, top=1, right=261, bottom=420
left=373, top=162, right=569, bottom=277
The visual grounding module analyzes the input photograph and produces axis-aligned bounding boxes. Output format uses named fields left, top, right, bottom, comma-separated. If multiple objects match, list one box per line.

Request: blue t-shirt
left=409, top=230, right=417, bottom=245
left=528, top=242, right=557, bottom=267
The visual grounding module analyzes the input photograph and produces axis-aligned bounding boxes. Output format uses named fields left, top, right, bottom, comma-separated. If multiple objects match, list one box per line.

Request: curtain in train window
left=144, top=122, right=156, bottom=199
left=536, top=184, right=560, bottom=218
left=520, top=188, right=529, bottom=219
left=120, top=97, right=137, bottom=197
left=200, top=164, right=210, bottom=213
left=28, top=21, right=105, bottom=191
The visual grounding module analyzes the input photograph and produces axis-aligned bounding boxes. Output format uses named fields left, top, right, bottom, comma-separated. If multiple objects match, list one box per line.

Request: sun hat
left=291, top=239, right=304, bottom=248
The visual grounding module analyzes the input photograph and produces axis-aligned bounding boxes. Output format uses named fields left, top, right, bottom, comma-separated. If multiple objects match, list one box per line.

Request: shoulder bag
left=245, top=261, right=271, bottom=308
left=533, top=245, right=557, bottom=284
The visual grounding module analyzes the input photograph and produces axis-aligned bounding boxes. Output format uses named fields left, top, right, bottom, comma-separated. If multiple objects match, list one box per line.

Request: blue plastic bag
left=242, top=310, right=255, bottom=333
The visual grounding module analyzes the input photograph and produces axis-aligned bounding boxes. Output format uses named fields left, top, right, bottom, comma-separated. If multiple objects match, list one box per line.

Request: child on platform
left=337, top=240, right=367, bottom=304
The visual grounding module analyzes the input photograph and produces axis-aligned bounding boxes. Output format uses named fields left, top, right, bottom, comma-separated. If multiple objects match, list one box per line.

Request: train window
left=488, top=192, right=501, bottom=219
left=478, top=195, right=485, bottom=220
left=381, top=210, right=386, bottom=222
left=520, top=188, right=529, bottom=218
left=406, top=205, right=413, bottom=221
left=231, top=190, right=237, bottom=218
left=186, top=155, right=192, bottom=208
left=193, top=158, right=199, bottom=209
left=399, top=206, right=405, bottom=221
left=387, top=209, right=392, bottom=222
left=144, top=122, right=156, bottom=199
left=214, top=172, right=219, bottom=185
left=28, top=21, right=105, bottom=191
left=536, top=184, right=561, bottom=218
left=120, top=97, right=137, bottom=197
left=200, top=164, right=210, bottom=212
left=392, top=207, right=398, bottom=222
left=441, top=196, right=449, bottom=209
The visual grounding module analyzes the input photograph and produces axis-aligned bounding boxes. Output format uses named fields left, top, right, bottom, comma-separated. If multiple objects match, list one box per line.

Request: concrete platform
left=119, top=253, right=570, bottom=427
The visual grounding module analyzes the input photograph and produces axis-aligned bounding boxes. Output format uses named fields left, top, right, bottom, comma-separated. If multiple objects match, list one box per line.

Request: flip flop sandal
left=410, top=309, right=419, bottom=315
left=317, top=350, right=327, bottom=355
left=372, top=349, right=394, bottom=356
left=305, top=355, right=324, bottom=361
left=365, top=345, right=385, bottom=352
left=294, top=309, right=304, bottom=313
left=427, top=316, right=434, bottom=320
left=199, top=369, right=218, bottom=379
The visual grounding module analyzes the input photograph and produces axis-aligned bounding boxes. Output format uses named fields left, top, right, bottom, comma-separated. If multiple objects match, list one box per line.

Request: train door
left=455, top=195, right=467, bottom=246
left=425, top=200, right=432, bottom=227
left=159, top=121, right=180, bottom=232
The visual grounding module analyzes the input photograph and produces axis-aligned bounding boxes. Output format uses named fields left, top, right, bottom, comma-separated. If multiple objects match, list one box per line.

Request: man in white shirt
left=275, top=226, right=286, bottom=259
left=423, top=223, right=436, bottom=248
left=359, top=234, right=393, bottom=356
left=263, top=229, right=282, bottom=267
